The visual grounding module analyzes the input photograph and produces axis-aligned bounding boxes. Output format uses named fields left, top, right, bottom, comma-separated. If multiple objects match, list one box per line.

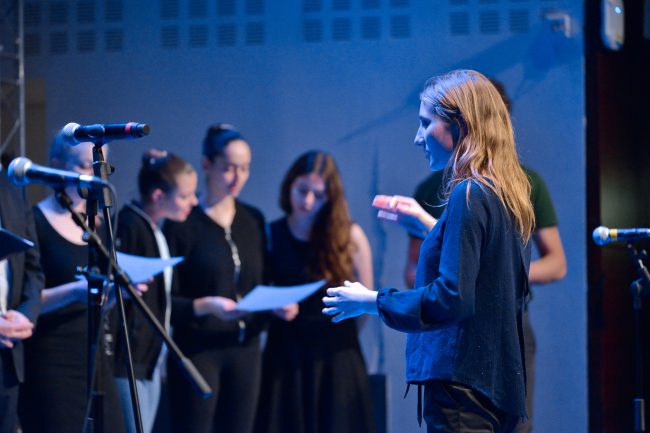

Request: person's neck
left=140, top=201, right=161, bottom=228
left=43, top=192, right=85, bottom=214
left=287, top=213, right=314, bottom=241
left=202, top=193, right=236, bottom=228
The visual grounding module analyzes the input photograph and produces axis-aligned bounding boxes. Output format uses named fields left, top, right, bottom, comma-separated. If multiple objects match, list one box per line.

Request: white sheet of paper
left=236, top=279, right=326, bottom=312
left=116, top=252, right=184, bottom=283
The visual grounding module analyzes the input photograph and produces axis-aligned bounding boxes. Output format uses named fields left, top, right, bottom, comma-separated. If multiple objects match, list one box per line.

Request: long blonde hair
left=421, top=70, right=534, bottom=242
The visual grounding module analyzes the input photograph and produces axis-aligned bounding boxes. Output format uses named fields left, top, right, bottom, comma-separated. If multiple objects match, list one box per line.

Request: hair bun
left=142, top=148, right=169, bottom=167
left=202, top=123, right=244, bottom=160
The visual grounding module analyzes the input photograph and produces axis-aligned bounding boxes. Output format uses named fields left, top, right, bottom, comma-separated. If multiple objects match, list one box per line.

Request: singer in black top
left=17, top=137, right=124, bottom=433
left=164, top=124, right=266, bottom=433
left=114, top=150, right=197, bottom=433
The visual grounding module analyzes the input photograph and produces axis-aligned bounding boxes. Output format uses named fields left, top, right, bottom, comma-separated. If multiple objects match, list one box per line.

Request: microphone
left=592, top=226, right=650, bottom=245
left=62, top=122, right=150, bottom=145
left=7, top=157, right=108, bottom=189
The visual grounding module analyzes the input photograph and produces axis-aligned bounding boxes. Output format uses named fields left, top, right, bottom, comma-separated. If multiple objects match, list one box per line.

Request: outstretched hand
left=322, top=281, right=378, bottom=323
left=372, top=194, right=437, bottom=239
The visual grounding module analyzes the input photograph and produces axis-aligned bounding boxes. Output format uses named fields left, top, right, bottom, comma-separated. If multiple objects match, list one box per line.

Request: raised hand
left=372, top=194, right=437, bottom=239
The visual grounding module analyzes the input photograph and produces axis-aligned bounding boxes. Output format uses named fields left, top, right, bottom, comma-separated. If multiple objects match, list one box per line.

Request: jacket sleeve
left=377, top=182, right=488, bottom=332
left=16, top=191, right=44, bottom=323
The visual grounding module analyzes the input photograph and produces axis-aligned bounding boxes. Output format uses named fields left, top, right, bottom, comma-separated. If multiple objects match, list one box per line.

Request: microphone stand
left=75, top=142, right=212, bottom=433
left=84, top=142, right=142, bottom=433
left=627, top=242, right=650, bottom=432
left=54, top=188, right=213, bottom=433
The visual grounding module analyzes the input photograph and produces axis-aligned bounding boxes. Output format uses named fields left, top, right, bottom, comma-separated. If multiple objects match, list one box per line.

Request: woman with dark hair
left=255, top=150, right=375, bottom=433
left=164, top=124, right=267, bottom=433
left=323, top=70, right=534, bottom=432
left=18, top=135, right=125, bottom=433
left=114, top=149, right=197, bottom=433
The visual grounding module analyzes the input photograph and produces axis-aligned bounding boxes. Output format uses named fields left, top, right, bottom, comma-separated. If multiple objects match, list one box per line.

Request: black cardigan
left=114, top=202, right=167, bottom=379
left=163, top=201, right=267, bottom=354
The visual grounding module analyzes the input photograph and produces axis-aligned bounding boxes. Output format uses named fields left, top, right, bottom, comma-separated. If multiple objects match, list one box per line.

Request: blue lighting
left=614, top=6, right=622, bottom=14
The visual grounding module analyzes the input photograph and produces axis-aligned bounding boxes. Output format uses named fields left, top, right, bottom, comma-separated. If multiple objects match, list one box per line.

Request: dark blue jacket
left=377, top=179, right=530, bottom=418
left=0, top=172, right=44, bottom=384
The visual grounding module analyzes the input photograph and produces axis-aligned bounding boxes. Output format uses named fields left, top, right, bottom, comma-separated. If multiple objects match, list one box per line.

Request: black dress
left=18, top=206, right=124, bottom=433
left=164, top=202, right=267, bottom=433
left=255, top=218, right=375, bottom=433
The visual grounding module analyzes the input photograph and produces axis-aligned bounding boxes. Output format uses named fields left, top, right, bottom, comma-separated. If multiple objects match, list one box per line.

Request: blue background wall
left=24, top=1, right=587, bottom=431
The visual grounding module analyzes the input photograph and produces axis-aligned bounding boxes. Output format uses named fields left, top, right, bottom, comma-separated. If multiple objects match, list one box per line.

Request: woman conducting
left=323, top=70, right=534, bottom=433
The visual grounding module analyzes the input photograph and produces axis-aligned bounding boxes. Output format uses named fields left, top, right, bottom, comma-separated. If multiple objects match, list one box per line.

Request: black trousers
left=168, top=343, right=261, bottom=433
left=423, top=381, right=519, bottom=433
left=0, top=350, right=19, bottom=433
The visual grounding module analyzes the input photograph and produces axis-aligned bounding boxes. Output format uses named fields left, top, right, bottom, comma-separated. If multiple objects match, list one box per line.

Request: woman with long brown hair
left=255, top=151, right=375, bottom=433
left=323, top=70, right=534, bottom=432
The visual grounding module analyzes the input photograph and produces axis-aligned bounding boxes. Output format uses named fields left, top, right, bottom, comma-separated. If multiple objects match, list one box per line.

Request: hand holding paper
left=372, top=194, right=436, bottom=239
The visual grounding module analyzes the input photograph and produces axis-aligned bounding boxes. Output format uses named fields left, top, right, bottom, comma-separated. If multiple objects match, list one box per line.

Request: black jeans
left=423, top=381, right=519, bottom=433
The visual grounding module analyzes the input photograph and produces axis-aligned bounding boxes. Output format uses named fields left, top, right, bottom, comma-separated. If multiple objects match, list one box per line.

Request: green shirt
left=413, top=166, right=558, bottom=229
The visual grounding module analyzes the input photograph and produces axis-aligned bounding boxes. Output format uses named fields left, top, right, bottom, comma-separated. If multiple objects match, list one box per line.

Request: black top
left=378, top=180, right=531, bottom=418
left=256, top=217, right=375, bottom=433
left=114, top=202, right=166, bottom=379
left=265, top=218, right=359, bottom=353
left=27, top=206, right=87, bottom=353
left=164, top=202, right=266, bottom=353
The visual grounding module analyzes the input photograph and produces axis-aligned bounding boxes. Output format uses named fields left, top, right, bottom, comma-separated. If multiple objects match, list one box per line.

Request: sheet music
left=236, top=279, right=326, bottom=312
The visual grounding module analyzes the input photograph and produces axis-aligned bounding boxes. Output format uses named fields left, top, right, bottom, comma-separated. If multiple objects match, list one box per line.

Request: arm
left=326, top=182, right=484, bottom=331
left=15, top=197, right=44, bottom=323
left=351, top=224, right=373, bottom=289
left=404, top=237, right=422, bottom=288
left=40, top=280, right=87, bottom=314
left=529, top=226, right=567, bottom=284
left=351, top=223, right=373, bottom=330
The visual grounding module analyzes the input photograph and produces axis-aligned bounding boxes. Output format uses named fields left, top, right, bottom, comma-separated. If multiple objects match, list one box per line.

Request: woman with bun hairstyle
left=114, top=149, right=198, bottom=433
left=164, top=124, right=267, bottom=433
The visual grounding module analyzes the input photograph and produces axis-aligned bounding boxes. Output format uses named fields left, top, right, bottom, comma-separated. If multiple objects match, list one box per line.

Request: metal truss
left=0, top=0, right=25, bottom=160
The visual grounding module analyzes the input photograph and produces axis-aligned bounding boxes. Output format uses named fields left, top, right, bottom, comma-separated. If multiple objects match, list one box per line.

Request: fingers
left=326, top=287, right=341, bottom=297
left=0, top=337, right=14, bottom=348
left=0, top=323, right=34, bottom=340
left=322, top=307, right=352, bottom=323
left=377, top=210, right=399, bottom=222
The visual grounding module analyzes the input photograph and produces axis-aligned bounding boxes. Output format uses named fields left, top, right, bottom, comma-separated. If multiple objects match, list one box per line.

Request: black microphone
left=592, top=226, right=650, bottom=245
left=62, top=122, right=150, bottom=145
left=7, top=157, right=108, bottom=189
